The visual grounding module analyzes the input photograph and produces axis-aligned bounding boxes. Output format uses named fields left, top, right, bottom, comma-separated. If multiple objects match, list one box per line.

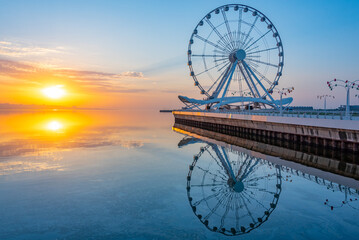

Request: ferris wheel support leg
left=238, top=63, right=256, bottom=97
left=240, top=61, right=262, bottom=99
left=221, top=60, right=238, bottom=99
left=211, top=145, right=237, bottom=181
left=221, top=147, right=237, bottom=181
left=239, top=159, right=260, bottom=182
left=211, top=64, right=232, bottom=100
left=242, top=60, right=276, bottom=104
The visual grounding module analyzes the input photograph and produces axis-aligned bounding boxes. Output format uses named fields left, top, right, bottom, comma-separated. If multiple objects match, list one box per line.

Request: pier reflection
left=174, top=126, right=359, bottom=236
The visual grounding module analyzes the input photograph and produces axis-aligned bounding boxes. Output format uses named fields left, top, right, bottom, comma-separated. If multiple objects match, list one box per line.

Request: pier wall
left=173, top=111, right=359, bottom=152
left=173, top=124, right=359, bottom=181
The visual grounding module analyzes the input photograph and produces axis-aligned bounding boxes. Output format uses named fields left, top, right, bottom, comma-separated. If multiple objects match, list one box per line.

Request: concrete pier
left=173, top=111, right=359, bottom=152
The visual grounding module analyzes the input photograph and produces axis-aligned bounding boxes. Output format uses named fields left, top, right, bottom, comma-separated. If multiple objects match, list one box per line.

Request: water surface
left=0, top=110, right=358, bottom=240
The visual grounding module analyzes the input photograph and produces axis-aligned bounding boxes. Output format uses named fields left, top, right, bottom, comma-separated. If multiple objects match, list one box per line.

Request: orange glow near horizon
left=0, top=59, right=182, bottom=109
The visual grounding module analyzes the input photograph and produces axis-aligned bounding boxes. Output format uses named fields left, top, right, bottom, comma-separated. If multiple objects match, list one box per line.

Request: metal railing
left=177, top=109, right=359, bottom=121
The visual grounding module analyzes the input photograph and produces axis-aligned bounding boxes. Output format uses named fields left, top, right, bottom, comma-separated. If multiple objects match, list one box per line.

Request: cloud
left=0, top=59, right=146, bottom=93
left=0, top=40, right=64, bottom=57
left=121, top=71, right=144, bottom=78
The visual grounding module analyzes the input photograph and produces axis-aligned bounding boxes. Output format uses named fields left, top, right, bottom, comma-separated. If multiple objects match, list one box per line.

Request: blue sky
left=0, top=0, right=358, bottom=109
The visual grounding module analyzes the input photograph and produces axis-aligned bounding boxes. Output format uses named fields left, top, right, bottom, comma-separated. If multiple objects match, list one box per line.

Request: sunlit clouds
left=0, top=58, right=153, bottom=108
left=0, top=59, right=145, bottom=91
left=0, top=40, right=64, bottom=57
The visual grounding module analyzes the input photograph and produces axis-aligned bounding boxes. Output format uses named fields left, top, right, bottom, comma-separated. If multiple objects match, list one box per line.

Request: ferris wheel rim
left=187, top=4, right=284, bottom=100
left=186, top=145, right=282, bottom=236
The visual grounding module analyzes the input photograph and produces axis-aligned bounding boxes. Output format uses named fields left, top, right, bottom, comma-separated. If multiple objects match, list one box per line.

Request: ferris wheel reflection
left=180, top=136, right=282, bottom=236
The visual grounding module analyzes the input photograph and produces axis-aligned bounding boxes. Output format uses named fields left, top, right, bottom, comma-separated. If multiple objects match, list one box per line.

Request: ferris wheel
left=179, top=4, right=292, bottom=110
left=186, top=143, right=282, bottom=236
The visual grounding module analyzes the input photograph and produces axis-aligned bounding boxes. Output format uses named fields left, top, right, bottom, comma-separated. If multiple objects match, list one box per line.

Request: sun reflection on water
left=46, top=120, right=63, bottom=132
left=0, top=110, right=168, bottom=175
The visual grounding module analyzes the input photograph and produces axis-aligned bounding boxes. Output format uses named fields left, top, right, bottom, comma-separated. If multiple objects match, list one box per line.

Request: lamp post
left=242, top=92, right=252, bottom=111
left=277, top=87, right=294, bottom=116
left=317, top=95, right=335, bottom=111
left=327, top=79, right=359, bottom=118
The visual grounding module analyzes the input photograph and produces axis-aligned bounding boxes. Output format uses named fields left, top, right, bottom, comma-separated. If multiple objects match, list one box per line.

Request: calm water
left=0, top=110, right=358, bottom=240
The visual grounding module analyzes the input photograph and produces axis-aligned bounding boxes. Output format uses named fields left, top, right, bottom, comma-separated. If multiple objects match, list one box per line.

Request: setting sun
left=42, top=85, right=66, bottom=99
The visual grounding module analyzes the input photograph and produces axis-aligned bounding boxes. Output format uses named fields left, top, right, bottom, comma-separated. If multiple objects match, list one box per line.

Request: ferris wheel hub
left=233, top=181, right=245, bottom=193
left=236, top=49, right=247, bottom=61
left=228, top=178, right=245, bottom=192
left=229, top=49, right=246, bottom=63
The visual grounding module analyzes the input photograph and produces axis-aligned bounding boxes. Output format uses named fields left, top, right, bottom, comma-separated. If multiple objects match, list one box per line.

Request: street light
left=317, top=95, right=335, bottom=110
left=327, top=79, right=359, bottom=118
left=277, top=87, right=294, bottom=116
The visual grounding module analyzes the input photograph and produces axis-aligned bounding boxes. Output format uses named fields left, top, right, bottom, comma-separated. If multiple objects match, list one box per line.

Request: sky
left=0, top=0, right=358, bottom=109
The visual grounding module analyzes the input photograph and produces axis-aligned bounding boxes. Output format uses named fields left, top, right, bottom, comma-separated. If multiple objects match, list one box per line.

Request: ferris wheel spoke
left=246, top=61, right=276, bottom=91
left=213, top=49, right=229, bottom=55
left=241, top=16, right=259, bottom=48
left=242, top=191, right=270, bottom=211
left=242, top=37, right=254, bottom=50
left=235, top=68, right=243, bottom=96
left=214, top=36, right=232, bottom=52
left=194, top=34, right=228, bottom=52
left=240, top=194, right=256, bottom=223
left=238, top=62, right=257, bottom=97
left=213, top=57, right=229, bottom=62
left=192, top=54, right=228, bottom=58
left=220, top=194, right=233, bottom=229
left=206, top=147, right=225, bottom=167
left=234, top=197, right=244, bottom=229
left=240, top=191, right=253, bottom=205
left=195, top=60, right=228, bottom=76
left=246, top=60, right=259, bottom=68
left=205, top=19, right=232, bottom=51
left=244, top=174, right=276, bottom=183
left=239, top=62, right=262, bottom=97
left=196, top=165, right=227, bottom=181
left=244, top=30, right=271, bottom=51
left=192, top=189, right=225, bottom=207
left=247, top=187, right=277, bottom=195
left=216, top=61, right=231, bottom=72
left=207, top=64, right=230, bottom=93
left=235, top=159, right=249, bottom=178
left=191, top=182, right=226, bottom=187
left=246, top=45, right=260, bottom=54
left=246, top=58, right=278, bottom=68
left=246, top=55, right=260, bottom=58
left=211, top=145, right=235, bottom=179
left=242, top=60, right=275, bottom=101
left=221, top=9, right=235, bottom=50
left=247, top=46, right=278, bottom=55
left=236, top=8, right=243, bottom=49
left=204, top=191, right=231, bottom=220
left=239, top=159, right=260, bottom=181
